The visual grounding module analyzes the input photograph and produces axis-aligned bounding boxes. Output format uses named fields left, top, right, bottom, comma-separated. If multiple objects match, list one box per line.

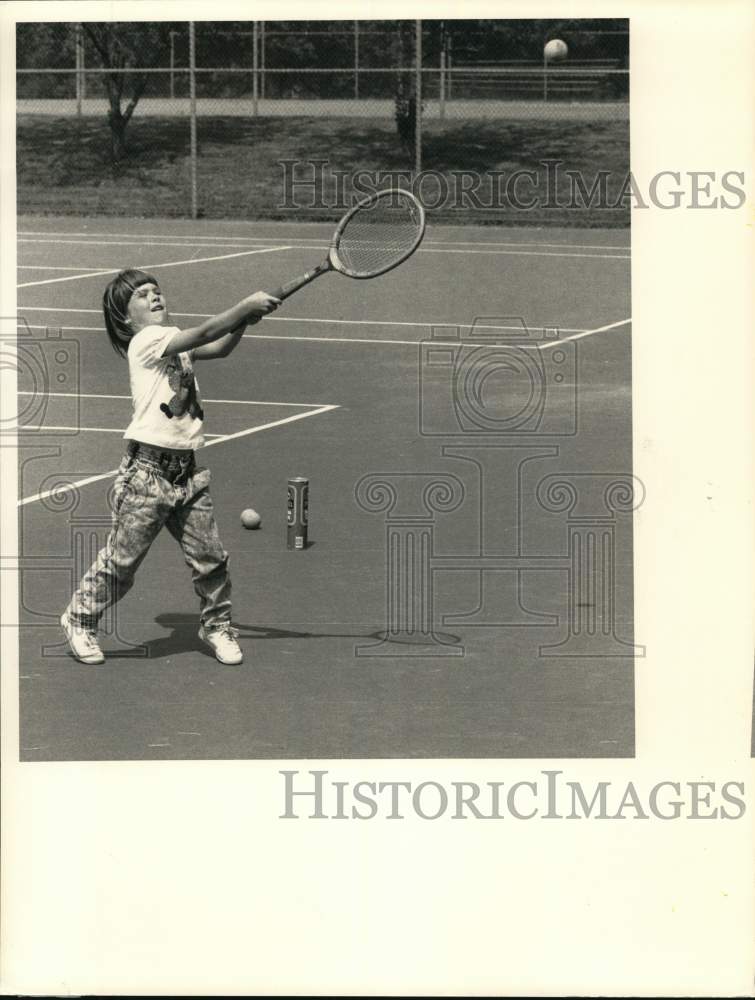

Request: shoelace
left=69, top=625, right=100, bottom=652
left=212, top=624, right=240, bottom=642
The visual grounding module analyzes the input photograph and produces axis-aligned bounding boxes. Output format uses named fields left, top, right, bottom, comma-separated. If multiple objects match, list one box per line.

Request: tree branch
left=122, top=74, right=149, bottom=125
left=82, top=24, right=109, bottom=66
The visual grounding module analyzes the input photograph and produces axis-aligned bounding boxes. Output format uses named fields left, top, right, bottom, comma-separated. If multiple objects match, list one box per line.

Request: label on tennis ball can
left=287, top=477, right=309, bottom=550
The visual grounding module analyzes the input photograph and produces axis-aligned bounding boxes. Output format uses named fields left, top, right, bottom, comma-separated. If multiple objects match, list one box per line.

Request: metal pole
left=252, top=21, right=259, bottom=116
left=75, top=24, right=82, bottom=118
left=260, top=20, right=265, bottom=99
left=414, top=20, right=422, bottom=176
left=80, top=25, right=86, bottom=99
left=439, top=48, right=445, bottom=121
left=189, top=21, right=198, bottom=219
left=169, top=31, right=175, bottom=99
left=354, top=20, right=359, bottom=99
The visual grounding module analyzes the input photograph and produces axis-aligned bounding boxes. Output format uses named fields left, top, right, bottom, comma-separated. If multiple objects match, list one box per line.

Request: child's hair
left=103, top=269, right=160, bottom=358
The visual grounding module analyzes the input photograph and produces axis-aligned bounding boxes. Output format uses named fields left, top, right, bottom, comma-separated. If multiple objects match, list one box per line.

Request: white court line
left=542, top=316, right=631, bottom=345
left=19, top=238, right=294, bottom=252
left=17, top=265, right=110, bottom=272
left=421, top=247, right=629, bottom=260
left=16, top=309, right=588, bottom=335
left=236, top=317, right=632, bottom=349
left=20, top=424, right=224, bottom=437
left=19, top=229, right=631, bottom=251
left=425, top=239, right=628, bottom=251
left=18, top=238, right=629, bottom=262
left=16, top=317, right=630, bottom=348
left=19, top=469, right=123, bottom=507
left=257, top=243, right=630, bottom=261
left=17, top=404, right=339, bottom=507
left=17, top=245, right=292, bottom=289
left=203, top=404, right=339, bottom=449
left=17, top=389, right=332, bottom=408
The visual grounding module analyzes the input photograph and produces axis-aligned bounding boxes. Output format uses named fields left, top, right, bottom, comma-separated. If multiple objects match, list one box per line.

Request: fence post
left=354, top=20, right=359, bottom=99
left=80, top=25, right=86, bottom=100
left=439, top=48, right=445, bottom=121
left=260, top=20, right=265, bottom=99
left=75, top=24, right=82, bottom=118
left=252, top=21, right=259, bottom=116
left=169, top=30, right=176, bottom=99
left=189, top=21, right=198, bottom=219
left=414, top=19, right=422, bottom=176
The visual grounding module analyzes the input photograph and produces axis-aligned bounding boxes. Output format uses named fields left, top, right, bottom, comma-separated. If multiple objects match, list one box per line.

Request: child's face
left=127, top=282, right=167, bottom=332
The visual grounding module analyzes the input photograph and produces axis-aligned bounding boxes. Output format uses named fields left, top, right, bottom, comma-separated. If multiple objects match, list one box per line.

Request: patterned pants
left=67, top=444, right=232, bottom=631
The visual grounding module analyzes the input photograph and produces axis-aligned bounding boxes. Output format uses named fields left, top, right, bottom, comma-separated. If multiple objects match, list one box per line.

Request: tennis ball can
left=287, top=477, right=309, bottom=550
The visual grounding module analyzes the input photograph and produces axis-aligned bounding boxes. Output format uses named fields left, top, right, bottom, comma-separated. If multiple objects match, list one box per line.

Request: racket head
left=329, top=188, right=426, bottom=280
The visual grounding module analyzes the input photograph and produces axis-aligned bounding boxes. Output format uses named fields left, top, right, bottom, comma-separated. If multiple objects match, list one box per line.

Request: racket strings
left=335, top=195, right=423, bottom=277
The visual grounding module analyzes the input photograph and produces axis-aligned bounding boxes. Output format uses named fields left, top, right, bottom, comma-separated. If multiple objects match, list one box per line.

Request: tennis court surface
left=14, top=216, right=634, bottom=760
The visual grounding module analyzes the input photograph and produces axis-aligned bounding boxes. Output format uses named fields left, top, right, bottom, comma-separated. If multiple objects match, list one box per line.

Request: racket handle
left=269, top=260, right=331, bottom=302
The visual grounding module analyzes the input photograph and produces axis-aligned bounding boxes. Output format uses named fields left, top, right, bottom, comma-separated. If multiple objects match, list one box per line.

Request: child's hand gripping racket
left=269, top=188, right=426, bottom=301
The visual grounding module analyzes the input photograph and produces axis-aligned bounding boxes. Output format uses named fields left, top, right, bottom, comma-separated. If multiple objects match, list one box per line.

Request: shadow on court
left=71, top=613, right=463, bottom=661
left=136, top=613, right=414, bottom=659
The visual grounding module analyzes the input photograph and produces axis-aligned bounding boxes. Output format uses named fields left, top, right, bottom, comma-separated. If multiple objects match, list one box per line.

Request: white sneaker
left=60, top=611, right=105, bottom=665
left=198, top=623, right=243, bottom=665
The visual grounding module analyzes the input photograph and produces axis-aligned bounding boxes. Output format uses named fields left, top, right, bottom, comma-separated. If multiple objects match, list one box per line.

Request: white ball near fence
left=544, top=39, right=568, bottom=62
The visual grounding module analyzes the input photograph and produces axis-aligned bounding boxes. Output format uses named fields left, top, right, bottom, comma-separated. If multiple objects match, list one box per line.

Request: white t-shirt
left=123, top=324, right=205, bottom=450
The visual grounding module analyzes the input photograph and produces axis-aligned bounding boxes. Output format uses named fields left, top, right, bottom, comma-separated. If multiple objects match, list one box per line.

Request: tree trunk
left=110, top=117, right=128, bottom=162
left=106, top=77, right=127, bottom=163
left=104, top=72, right=147, bottom=164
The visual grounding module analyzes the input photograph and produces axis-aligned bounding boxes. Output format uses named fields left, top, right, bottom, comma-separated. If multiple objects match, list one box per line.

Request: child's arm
left=160, top=292, right=279, bottom=358
left=192, top=319, right=248, bottom=361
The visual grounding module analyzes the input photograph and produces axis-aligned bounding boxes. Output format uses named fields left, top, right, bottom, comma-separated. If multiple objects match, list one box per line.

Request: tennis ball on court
left=544, top=38, right=568, bottom=62
left=240, top=508, right=262, bottom=530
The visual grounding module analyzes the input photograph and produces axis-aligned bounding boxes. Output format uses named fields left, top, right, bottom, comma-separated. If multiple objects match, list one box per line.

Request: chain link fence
left=17, top=20, right=629, bottom=226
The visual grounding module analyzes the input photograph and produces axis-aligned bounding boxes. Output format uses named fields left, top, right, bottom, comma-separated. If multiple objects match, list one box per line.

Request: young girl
left=60, top=269, right=279, bottom=666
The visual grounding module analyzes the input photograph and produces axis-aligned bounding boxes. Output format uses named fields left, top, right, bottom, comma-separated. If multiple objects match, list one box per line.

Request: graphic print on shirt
left=160, top=353, right=204, bottom=421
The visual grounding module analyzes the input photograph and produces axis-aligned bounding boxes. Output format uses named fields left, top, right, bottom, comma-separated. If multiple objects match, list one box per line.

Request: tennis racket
left=269, top=188, right=426, bottom=302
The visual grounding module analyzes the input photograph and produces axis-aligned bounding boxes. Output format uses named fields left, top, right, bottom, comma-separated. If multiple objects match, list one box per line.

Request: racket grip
left=269, top=261, right=331, bottom=302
